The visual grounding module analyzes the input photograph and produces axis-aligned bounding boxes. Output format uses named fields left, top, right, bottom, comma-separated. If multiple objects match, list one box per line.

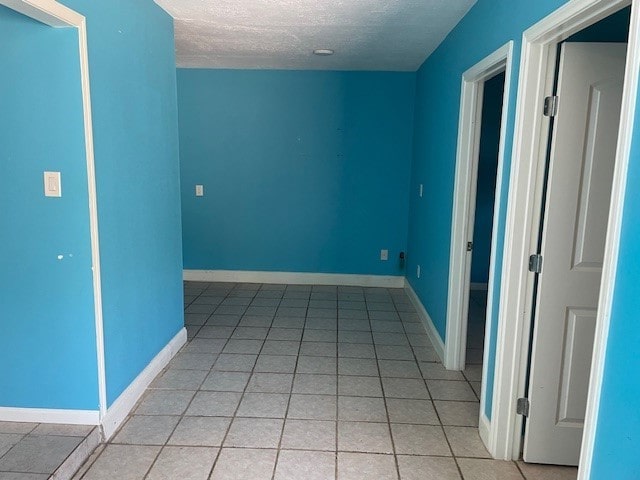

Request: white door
left=523, top=42, right=626, bottom=466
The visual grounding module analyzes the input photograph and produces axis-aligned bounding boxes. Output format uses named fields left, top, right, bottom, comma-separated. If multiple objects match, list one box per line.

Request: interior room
left=0, top=0, right=639, bottom=479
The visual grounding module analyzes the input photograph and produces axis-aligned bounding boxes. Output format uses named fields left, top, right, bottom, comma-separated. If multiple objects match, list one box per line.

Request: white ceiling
left=154, top=0, right=476, bottom=71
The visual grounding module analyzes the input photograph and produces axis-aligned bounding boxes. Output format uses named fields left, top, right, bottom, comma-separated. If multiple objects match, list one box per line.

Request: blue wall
left=405, top=0, right=572, bottom=419
left=63, top=0, right=184, bottom=406
left=590, top=81, right=640, bottom=478
left=177, top=70, right=415, bottom=276
left=0, top=6, right=99, bottom=410
left=470, top=72, right=504, bottom=284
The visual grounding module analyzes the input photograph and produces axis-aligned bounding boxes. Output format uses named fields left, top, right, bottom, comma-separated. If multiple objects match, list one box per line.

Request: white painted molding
left=184, top=269, right=406, bottom=288
left=101, top=328, right=187, bottom=440
left=479, top=411, right=492, bottom=452
left=493, top=0, right=634, bottom=466
left=445, top=41, right=514, bottom=372
left=0, top=407, right=99, bottom=425
left=0, top=0, right=107, bottom=420
left=0, top=0, right=82, bottom=26
left=404, top=281, right=445, bottom=363
left=470, top=282, right=489, bottom=291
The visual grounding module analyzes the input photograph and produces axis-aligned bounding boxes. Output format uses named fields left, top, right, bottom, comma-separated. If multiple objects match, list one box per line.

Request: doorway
left=466, top=71, right=505, bottom=392
left=490, top=0, right=637, bottom=477
left=445, top=46, right=513, bottom=453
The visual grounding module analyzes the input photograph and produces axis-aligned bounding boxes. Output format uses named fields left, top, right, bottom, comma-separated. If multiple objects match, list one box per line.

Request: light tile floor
left=71, top=282, right=577, bottom=480
left=0, top=422, right=98, bottom=479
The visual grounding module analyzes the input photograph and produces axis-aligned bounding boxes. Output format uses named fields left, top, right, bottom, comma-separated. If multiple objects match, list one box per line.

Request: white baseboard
left=100, top=327, right=187, bottom=440
left=479, top=411, right=492, bottom=452
left=184, top=269, right=405, bottom=288
left=470, top=282, right=489, bottom=291
left=0, top=407, right=99, bottom=425
left=403, top=281, right=445, bottom=363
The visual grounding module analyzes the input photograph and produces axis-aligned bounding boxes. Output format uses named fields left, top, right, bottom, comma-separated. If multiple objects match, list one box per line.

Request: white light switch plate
left=195, top=185, right=204, bottom=197
left=380, top=249, right=389, bottom=261
left=44, top=171, right=62, bottom=197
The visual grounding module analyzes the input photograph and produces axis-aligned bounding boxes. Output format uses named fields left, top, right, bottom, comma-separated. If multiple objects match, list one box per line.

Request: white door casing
left=523, top=42, right=626, bottom=466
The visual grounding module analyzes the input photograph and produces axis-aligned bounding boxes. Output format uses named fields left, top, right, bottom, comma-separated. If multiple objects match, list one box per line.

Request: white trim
left=0, top=0, right=78, bottom=26
left=493, top=0, right=635, bottom=468
left=0, top=0, right=108, bottom=421
left=101, top=328, right=187, bottom=440
left=470, top=282, right=489, bottom=291
left=184, top=269, right=405, bottom=288
left=404, top=281, right=445, bottom=362
left=479, top=411, right=492, bottom=451
left=0, top=407, right=99, bottom=425
left=580, top=3, right=639, bottom=478
left=445, top=41, right=514, bottom=372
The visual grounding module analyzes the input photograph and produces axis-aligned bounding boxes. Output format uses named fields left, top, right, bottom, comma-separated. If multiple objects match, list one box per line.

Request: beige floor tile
left=281, top=419, right=336, bottom=451
left=338, top=375, right=383, bottom=397
left=82, top=444, right=161, bottom=480
left=168, top=416, right=231, bottom=447
left=274, top=450, right=335, bottom=480
left=288, top=394, right=337, bottom=420
left=112, top=415, right=180, bottom=445
left=338, top=396, right=387, bottom=422
left=224, top=418, right=283, bottom=448
left=457, top=458, right=524, bottom=480
left=186, top=391, right=242, bottom=417
left=246, top=373, right=293, bottom=393
left=391, top=424, right=451, bottom=456
left=386, top=398, right=439, bottom=424
left=434, top=400, right=480, bottom=426
left=146, top=446, right=218, bottom=480
left=235, top=393, right=289, bottom=418
left=337, top=452, right=397, bottom=480
left=381, top=378, right=430, bottom=399
left=338, top=422, right=393, bottom=454
left=397, top=455, right=461, bottom=480
left=516, top=461, right=578, bottom=480
left=292, top=374, right=337, bottom=395
left=135, top=390, right=195, bottom=416
left=210, top=448, right=277, bottom=480
left=444, top=426, right=491, bottom=458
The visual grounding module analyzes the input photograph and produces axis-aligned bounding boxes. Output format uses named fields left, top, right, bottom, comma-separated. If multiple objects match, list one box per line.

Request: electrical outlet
left=195, top=185, right=204, bottom=197
left=380, top=249, right=389, bottom=261
left=417, top=265, right=421, bottom=278
left=419, top=184, right=424, bottom=197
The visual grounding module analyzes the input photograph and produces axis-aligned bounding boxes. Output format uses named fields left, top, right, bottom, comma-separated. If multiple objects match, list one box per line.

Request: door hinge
left=544, top=96, right=559, bottom=117
left=529, top=254, right=543, bottom=274
left=517, top=397, right=530, bottom=417
left=467, top=242, right=474, bottom=252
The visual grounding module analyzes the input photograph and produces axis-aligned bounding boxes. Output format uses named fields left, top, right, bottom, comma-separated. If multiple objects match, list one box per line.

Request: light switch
left=195, top=185, right=204, bottom=197
left=380, top=249, right=389, bottom=261
left=44, top=171, right=62, bottom=197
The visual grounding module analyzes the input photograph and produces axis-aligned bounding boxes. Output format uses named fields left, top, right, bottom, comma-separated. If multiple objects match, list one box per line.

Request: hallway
left=69, top=282, right=576, bottom=479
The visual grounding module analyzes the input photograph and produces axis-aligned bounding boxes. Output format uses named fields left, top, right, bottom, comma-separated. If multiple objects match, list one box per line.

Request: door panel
left=523, top=42, right=626, bottom=466
left=572, top=80, right=623, bottom=270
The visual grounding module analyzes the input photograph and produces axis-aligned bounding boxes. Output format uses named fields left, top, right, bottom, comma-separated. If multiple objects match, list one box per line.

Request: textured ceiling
left=154, top=0, right=476, bottom=71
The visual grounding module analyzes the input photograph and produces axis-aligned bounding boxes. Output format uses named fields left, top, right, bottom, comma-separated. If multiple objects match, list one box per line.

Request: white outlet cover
left=195, top=184, right=204, bottom=196
left=44, top=171, right=62, bottom=197
left=380, top=249, right=389, bottom=261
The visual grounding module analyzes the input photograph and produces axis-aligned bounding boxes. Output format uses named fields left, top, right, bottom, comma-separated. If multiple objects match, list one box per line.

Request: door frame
left=445, top=41, right=513, bottom=378
left=490, top=0, right=638, bottom=477
left=1, top=0, right=108, bottom=421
